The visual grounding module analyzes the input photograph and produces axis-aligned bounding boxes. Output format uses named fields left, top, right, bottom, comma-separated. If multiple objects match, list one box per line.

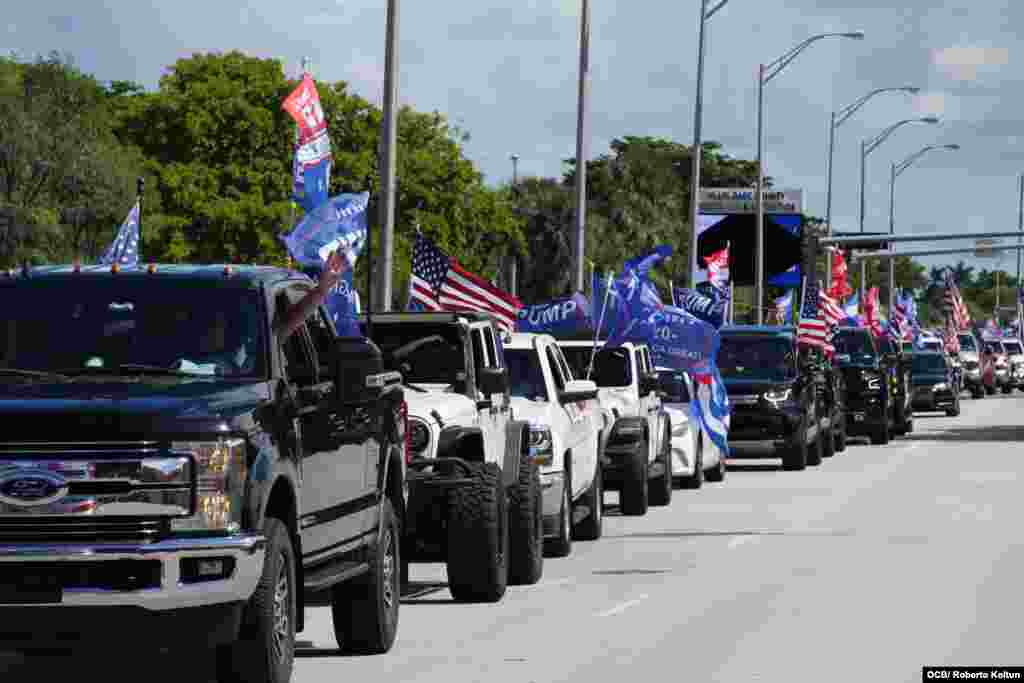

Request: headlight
left=865, top=376, right=881, bottom=391
left=933, top=383, right=948, bottom=392
left=409, top=421, right=430, bottom=453
left=763, top=388, right=792, bottom=402
left=528, top=427, right=553, bottom=466
left=171, top=438, right=246, bottom=534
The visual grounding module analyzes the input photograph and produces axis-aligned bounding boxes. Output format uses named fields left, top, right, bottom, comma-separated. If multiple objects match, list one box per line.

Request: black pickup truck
left=833, top=326, right=902, bottom=445
left=0, top=264, right=406, bottom=683
left=717, top=326, right=824, bottom=471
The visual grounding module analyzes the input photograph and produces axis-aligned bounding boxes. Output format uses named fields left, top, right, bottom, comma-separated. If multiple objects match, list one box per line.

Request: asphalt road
left=4, top=392, right=1023, bottom=682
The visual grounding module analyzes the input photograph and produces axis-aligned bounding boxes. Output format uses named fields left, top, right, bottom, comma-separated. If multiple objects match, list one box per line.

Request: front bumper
left=911, top=387, right=956, bottom=411
left=0, top=533, right=265, bottom=648
left=844, top=393, right=887, bottom=434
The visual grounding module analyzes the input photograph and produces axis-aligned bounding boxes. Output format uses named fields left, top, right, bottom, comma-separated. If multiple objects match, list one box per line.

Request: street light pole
left=688, top=0, right=730, bottom=290
left=886, top=143, right=960, bottom=314
left=376, top=0, right=400, bottom=311
left=572, top=0, right=590, bottom=295
left=509, top=154, right=520, bottom=296
left=753, top=31, right=864, bottom=325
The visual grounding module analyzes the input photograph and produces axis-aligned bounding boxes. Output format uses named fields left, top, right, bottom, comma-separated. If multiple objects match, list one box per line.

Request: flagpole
left=136, top=177, right=144, bottom=264
left=588, top=271, right=614, bottom=380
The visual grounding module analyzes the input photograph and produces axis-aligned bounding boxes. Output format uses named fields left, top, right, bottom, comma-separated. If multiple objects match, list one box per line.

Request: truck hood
left=0, top=378, right=273, bottom=441
left=403, top=390, right=478, bottom=426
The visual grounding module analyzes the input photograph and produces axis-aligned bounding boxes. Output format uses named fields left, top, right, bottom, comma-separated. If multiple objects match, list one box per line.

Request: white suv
left=655, top=366, right=726, bottom=487
left=557, top=340, right=672, bottom=516
left=504, top=333, right=604, bottom=557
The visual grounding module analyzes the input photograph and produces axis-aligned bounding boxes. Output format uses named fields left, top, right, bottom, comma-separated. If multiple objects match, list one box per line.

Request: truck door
left=278, top=289, right=368, bottom=560
left=471, top=325, right=503, bottom=464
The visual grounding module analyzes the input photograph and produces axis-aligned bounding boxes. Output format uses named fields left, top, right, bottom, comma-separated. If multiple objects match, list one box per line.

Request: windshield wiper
left=0, top=368, right=72, bottom=382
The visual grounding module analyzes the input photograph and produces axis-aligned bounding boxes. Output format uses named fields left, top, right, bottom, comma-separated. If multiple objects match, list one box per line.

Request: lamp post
left=572, top=0, right=590, bottom=294
left=887, top=143, right=960, bottom=313
left=823, top=86, right=919, bottom=291
left=376, top=0, right=400, bottom=311
left=508, top=154, right=520, bottom=295
left=687, top=0, right=731, bottom=290
left=754, top=31, right=864, bottom=324
left=857, top=115, right=940, bottom=304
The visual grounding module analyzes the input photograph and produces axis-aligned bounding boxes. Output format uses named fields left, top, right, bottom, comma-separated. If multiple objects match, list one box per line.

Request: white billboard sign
left=698, top=188, right=803, bottom=215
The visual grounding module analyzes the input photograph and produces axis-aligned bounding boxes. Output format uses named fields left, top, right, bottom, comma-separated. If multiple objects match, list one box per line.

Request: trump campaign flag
left=673, top=286, right=727, bottom=329
left=283, top=74, right=333, bottom=213
left=281, top=192, right=368, bottom=269
left=516, top=293, right=592, bottom=335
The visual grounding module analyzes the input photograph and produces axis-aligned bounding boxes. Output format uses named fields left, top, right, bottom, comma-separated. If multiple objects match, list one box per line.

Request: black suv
left=718, top=326, right=824, bottom=471
left=833, top=326, right=896, bottom=445
left=911, top=350, right=960, bottom=416
left=0, top=265, right=406, bottom=683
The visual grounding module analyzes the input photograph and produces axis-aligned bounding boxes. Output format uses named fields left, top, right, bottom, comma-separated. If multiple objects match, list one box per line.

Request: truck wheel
left=781, top=430, right=807, bottom=471
left=822, top=421, right=836, bottom=458
left=216, top=517, right=296, bottom=683
left=806, top=424, right=823, bottom=467
left=985, top=384, right=995, bottom=395
left=508, top=450, right=544, bottom=586
left=572, top=457, right=603, bottom=542
left=619, top=437, right=649, bottom=516
left=972, top=386, right=984, bottom=399
left=545, top=472, right=572, bottom=558
left=870, top=419, right=890, bottom=445
left=834, top=416, right=847, bottom=453
left=1002, top=385, right=1013, bottom=394
left=705, top=449, right=726, bottom=482
left=446, top=462, right=508, bottom=603
left=331, top=498, right=400, bottom=654
left=648, top=424, right=673, bottom=507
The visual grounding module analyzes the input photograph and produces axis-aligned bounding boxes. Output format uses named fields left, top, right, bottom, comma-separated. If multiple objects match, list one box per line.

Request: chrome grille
left=0, top=518, right=167, bottom=543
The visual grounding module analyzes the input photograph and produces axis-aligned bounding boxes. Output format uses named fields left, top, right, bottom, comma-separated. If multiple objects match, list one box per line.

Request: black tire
left=331, top=498, right=400, bottom=654
left=649, top=424, right=673, bottom=507
left=946, top=396, right=961, bottom=417
left=704, top=449, right=726, bottom=482
left=445, top=462, right=508, bottom=603
left=985, top=384, right=995, bottom=395
left=572, top=453, right=603, bottom=542
left=870, top=418, right=890, bottom=445
left=806, top=422, right=823, bottom=467
left=545, top=471, right=572, bottom=558
left=834, top=415, right=847, bottom=453
left=216, top=517, right=296, bottom=683
left=1002, top=385, right=1013, bottom=395
left=822, top=420, right=836, bottom=458
left=508, top=450, right=544, bottom=586
left=972, top=386, right=984, bottom=399
left=619, top=437, right=649, bottom=516
left=781, top=421, right=808, bottom=471
left=679, top=436, right=704, bottom=489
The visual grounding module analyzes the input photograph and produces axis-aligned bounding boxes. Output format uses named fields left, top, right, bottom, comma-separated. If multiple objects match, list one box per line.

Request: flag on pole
left=796, top=280, right=828, bottom=348
left=98, top=201, right=140, bottom=266
left=704, top=246, right=730, bottom=293
left=282, top=73, right=333, bottom=213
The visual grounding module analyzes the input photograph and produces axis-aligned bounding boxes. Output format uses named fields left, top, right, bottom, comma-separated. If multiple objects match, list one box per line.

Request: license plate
left=0, top=573, right=62, bottom=604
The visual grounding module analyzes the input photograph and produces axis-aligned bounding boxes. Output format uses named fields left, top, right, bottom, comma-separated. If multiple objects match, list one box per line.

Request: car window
left=657, top=370, right=690, bottom=403
left=558, top=345, right=596, bottom=381
left=276, top=293, right=315, bottom=386
left=592, top=348, right=632, bottom=387
left=634, top=349, right=645, bottom=377
left=545, top=346, right=567, bottom=392
left=483, top=326, right=499, bottom=368
left=958, top=334, right=977, bottom=351
left=718, top=335, right=796, bottom=381
left=505, top=348, right=548, bottom=401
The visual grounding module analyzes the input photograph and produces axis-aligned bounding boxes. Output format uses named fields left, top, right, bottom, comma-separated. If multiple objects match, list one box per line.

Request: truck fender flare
left=502, top=420, right=530, bottom=489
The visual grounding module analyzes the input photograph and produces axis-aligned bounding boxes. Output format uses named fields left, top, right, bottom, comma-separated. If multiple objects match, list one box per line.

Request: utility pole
left=754, top=63, right=765, bottom=324
left=508, top=155, right=520, bottom=296
left=376, top=0, right=400, bottom=311
left=572, top=0, right=590, bottom=294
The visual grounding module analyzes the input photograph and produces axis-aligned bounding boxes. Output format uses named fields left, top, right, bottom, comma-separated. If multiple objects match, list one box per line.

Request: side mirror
left=333, top=337, right=385, bottom=402
left=560, top=379, right=598, bottom=404
left=478, top=366, right=508, bottom=396
left=639, top=372, right=659, bottom=396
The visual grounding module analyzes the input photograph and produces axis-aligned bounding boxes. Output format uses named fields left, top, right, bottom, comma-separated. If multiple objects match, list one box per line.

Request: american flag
left=98, top=201, right=140, bottom=266
left=704, top=247, right=730, bottom=291
left=408, top=232, right=523, bottom=332
left=797, top=281, right=829, bottom=348
left=408, top=232, right=450, bottom=311
left=818, top=287, right=844, bottom=327
left=943, top=270, right=970, bottom=330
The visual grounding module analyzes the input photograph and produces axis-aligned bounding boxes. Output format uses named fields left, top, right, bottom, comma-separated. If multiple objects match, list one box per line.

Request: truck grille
left=0, top=443, right=194, bottom=541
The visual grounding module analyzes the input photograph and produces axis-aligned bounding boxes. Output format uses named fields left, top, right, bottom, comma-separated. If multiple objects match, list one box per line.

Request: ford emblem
left=0, top=468, right=70, bottom=507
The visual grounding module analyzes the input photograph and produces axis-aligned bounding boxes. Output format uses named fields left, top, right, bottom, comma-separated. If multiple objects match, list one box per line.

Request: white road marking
left=596, top=594, right=649, bottom=617
left=728, top=535, right=758, bottom=549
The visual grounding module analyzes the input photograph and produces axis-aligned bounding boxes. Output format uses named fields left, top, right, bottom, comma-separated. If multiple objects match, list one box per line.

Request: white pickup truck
left=504, top=333, right=604, bottom=557
left=556, top=340, right=672, bottom=516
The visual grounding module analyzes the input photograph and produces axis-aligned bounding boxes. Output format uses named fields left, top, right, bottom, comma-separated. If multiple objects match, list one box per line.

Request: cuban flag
left=98, top=201, right=140, bottom=266
left=690, top=366, right=730, bottom=457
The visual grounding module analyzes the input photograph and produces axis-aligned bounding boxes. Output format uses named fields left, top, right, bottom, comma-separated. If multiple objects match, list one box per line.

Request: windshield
left=718, top=335, right=795, bottom=381
left=958, top=334, right=977, bottom=351
left=1004, top=341, right=1023, bottom=355
left=504, top=349, right=548, bottom=401
left=657, top=370, right=690, bottom=403
left=0, top=280, right=266, bottom=378
left=558, top=346, right=595, bottom=381
left=368, top=322, right=465, bottom=387
left=912, top=354, right=947, bottom=374
left=834, top=330, right=876, bottom=357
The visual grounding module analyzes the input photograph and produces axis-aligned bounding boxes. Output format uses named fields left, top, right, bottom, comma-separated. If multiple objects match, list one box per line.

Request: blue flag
left=516, top=293, right=592, bottom=335
left=281, top=192, right=369, bottom=269
left=98, top=201, right=140, bottom=266
left=673, top=286, right=727, bottom=329
left=294, top=157, right=331, bottom=214
left=690, top=366, right=730, bottom=456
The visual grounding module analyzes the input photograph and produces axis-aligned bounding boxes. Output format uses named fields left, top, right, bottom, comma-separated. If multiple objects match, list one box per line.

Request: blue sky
left=5, top=0, right=1023, bottom=275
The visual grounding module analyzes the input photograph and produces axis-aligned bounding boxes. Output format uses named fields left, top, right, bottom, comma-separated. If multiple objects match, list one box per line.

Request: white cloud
left=933, top=45, right=1009, bottom=81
